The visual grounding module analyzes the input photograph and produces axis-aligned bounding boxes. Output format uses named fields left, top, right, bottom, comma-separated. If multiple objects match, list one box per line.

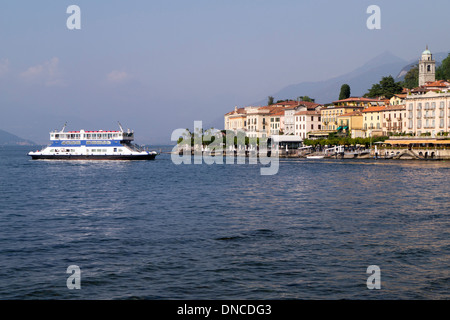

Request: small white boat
left=306, top=155, right=324, bottom=159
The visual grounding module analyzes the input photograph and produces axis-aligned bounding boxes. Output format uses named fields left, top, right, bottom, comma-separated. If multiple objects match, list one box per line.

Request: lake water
left=0, top=146, right=449, bottom=299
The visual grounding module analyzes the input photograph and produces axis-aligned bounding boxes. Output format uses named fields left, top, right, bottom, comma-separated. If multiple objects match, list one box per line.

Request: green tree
left=268, top=96, right=274, bottom=105
left=436, top=53, right=450, bottom=80
left=297, top=96, right=315, bottom=102
left=401, top=65, right=419, bottom=89
left=365, top=75, right=403, bottom=99
left=339, top=84, right=351, bottom=100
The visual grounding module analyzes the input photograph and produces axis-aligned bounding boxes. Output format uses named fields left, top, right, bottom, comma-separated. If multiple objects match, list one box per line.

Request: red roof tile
left=362, top=106, right=386, bottom=113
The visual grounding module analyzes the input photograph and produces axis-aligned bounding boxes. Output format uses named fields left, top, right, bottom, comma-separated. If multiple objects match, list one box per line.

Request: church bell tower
left=418, top=45, right=436, bottom=86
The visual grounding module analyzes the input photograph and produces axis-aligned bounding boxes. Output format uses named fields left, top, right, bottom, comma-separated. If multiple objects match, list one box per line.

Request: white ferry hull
left=28, top=153, right=157, bottom=160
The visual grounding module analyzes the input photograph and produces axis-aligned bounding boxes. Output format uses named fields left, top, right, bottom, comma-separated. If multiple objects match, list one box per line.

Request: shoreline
left=170, top=147, right=450, bottom=160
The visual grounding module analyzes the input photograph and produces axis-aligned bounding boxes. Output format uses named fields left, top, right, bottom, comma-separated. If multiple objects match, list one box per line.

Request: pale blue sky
left=1, top=0, right=449, bottom=144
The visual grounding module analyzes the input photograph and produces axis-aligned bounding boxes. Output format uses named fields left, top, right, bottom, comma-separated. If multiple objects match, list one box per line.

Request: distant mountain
left=395, top=51, right=450, bottom=81
left=252, top=51, right=409, bottom=105
left=0, top=129, right=36, bottom=146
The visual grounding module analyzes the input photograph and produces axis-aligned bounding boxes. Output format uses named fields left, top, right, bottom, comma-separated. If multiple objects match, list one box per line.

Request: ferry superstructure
left=28, top=124, right=158, bottom=160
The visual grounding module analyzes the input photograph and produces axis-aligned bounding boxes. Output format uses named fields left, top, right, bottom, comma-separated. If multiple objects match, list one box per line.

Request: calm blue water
left=0, top=146, right=449, bottom=299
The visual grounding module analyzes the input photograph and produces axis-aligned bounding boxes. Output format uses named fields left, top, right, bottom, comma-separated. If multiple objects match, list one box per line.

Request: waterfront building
left=284, top=105, right=304, bottom=135
left=294, top=110, right=322, bottom=139
left=224, top=106, right=247, bottom=133
left=269, top=110, right=285, bottom=135
left=246, top=106, right=284, bottom=138
left=382, top=105, right=407, bottom=136
left=278, top=101, right=322, bottom=135
left=337, top=110, right=364, bottom=138
left=405, top=90, right=450, bottom=136
left=321, top=97, right=385, bottom=131
left=362, top=106, right=386, bottom=137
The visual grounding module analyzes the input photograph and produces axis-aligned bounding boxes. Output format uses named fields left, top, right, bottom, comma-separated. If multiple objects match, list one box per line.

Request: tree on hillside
left=268, top=96, right=274, bottom=105
left=297, top=96, right=315, bottom=102
left=364, top=75, right=403, bottom=99
left=401, top=65, right=419, bottom=89
left=436, top=53, right=450, bottom=81
left=339, top=84, right=351, bottom=100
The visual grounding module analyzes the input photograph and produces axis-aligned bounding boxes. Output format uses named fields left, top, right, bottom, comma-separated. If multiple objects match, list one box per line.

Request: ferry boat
left=28, top=123, right=158, bottom=160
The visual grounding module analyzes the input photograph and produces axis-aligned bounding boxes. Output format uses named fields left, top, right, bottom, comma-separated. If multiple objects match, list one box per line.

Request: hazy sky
left=1, top=0, right=450, bottom=144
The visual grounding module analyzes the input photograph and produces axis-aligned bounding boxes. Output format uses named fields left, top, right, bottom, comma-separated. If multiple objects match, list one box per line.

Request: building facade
left=294, top=110, right=321, bottom=139
left=405, top=91, right=450, bottom=136
left=362, top=106, right=386, bottom=137
left=224, top=106, right=247, bottom=132
left=382, top=105, right=407, bottom=136
left=337, top=110, right=364, bottom=138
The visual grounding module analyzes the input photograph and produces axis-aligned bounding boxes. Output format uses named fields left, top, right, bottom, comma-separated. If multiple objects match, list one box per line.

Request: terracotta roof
left=324, top=105, right=365, bottom=109
left=333, top=97, right=384, bottom=104
left=362, top=106, right=386, bottom=113
left=274, top=101, right=300, bottom=106
left=383, top=105, right=406, bottom=111
left=270, top=110, right=285, bottom=116
left=274, top=100, right=322, bottom=110
left=225, top=107, right=246, bottom=116
left=424, top=80, right=450, bottom=87
left=298, top=101, right=321, bottom=109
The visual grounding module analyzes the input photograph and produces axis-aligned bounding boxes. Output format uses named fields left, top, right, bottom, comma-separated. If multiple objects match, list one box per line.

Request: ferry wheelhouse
left=28, top=124, right=158, bottom=160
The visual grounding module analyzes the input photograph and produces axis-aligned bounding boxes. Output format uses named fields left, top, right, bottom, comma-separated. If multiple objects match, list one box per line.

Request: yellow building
left=333, top=97, right=385, bottom=108
left=224, top=106, right=247, bottom=132
left=362, top=106, right=386, bottom=137
left=322, top=97, right=385, bottom=131
left=337, top=110, right=364, bottom=138
left=321, top=106, right=364, bottom=130
left=389, top=94, right=407, bottom=106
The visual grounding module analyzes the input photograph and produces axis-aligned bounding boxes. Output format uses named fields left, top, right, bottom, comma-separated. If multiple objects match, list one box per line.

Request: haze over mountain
left=0, top=129, right=36, bottom=146
left=253, top=51, right=408, bottom=105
